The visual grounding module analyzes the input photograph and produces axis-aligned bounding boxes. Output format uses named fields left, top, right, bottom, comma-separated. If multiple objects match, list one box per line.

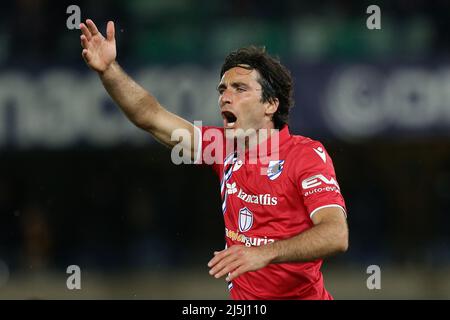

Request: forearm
left=264, top=220, right=348, bottom=264
left=99, top=61, right=161, bottom=130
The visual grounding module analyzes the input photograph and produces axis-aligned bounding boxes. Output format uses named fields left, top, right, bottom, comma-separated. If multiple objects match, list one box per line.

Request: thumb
left=106, top=21, right=115, bottom=41
left=82, top=49, right=91, bottom=62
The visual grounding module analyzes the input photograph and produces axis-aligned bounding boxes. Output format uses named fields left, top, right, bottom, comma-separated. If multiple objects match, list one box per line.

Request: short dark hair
left=220, top=46, right=294, bottom=129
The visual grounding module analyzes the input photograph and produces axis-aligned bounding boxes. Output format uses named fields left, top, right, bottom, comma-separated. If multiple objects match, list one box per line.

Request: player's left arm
left=209, top=141, right=348, bottom=282
left=208, top=206, right=348, bottom=282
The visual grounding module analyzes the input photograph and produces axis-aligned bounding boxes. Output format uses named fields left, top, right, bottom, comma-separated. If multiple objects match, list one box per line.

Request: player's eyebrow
left=231, top=82, right=249, bottom=89
left=217, top=81, right=249, bottom=92
left=217, top=83, right=226, bottom=92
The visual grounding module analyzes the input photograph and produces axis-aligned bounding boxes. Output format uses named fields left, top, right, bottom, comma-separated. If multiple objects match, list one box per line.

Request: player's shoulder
left=284, top=133, right=332, bottom=170
left=288, top=133, right=327, bottom=156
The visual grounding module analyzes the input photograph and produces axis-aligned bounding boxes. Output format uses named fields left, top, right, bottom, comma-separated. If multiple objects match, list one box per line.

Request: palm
left=80, top=20, right=116, bottom=73
left=87, top=34, right=115, bottom=71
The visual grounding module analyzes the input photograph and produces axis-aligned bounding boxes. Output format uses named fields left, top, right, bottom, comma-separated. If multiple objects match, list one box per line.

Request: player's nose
left=219, top=90, right=232, bottom=108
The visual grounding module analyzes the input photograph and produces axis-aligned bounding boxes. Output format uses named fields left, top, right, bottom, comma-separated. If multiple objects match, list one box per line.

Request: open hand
left=80, top=19, right=116, bottom=73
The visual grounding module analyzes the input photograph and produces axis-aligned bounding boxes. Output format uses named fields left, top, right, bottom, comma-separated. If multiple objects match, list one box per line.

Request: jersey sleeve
left=194, top=125, right=225, bottom=176
left=294, top=141, right=347, bottom=220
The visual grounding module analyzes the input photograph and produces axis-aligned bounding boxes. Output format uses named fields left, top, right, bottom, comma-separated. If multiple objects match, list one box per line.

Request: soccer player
left=80, top=19, right=348, bottom=300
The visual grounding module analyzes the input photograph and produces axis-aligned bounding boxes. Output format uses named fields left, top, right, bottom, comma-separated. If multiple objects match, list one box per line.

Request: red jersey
left=198, top=125, right=346, bottom=300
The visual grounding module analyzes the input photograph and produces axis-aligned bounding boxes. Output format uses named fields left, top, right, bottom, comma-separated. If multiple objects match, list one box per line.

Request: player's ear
left=265, top=98, right=279, bottom=117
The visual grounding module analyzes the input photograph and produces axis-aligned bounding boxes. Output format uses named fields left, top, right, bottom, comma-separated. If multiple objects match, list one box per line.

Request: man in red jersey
left=79, top=19, right=348, bottom=300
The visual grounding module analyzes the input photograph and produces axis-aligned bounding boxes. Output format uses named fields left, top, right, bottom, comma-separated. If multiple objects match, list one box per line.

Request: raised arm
left=80, top=19, right=197, bottom=155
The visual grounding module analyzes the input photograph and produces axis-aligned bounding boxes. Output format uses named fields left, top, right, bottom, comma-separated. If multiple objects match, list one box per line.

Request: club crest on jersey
left=238, top=207, right=253, bottom=232
left=267, top=160, right=285, bottom=180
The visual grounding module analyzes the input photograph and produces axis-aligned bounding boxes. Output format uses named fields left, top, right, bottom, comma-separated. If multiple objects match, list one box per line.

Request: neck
left=234, top=124, right=278, bottom=158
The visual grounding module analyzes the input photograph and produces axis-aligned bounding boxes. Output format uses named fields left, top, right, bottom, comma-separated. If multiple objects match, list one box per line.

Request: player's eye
left=236, top=86, right=246, bottom=92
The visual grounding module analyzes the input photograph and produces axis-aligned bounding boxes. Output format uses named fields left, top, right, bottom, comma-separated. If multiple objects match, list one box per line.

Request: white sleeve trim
left=193, top=125, right=202, bottom=164
left=309, top=204, right=347, bottom=220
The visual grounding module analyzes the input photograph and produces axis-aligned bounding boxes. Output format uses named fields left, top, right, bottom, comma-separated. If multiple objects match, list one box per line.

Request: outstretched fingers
left=81, top=49, right=91, bottom=63
left=209, top=253, right=238, bottom=277
left=80, top=23, right=92, bottom=41
left=86, top=19, right=100, bottom=36
left=80, top=35, right=89, bottom=49
left=106, top=21, right=115, bottom=42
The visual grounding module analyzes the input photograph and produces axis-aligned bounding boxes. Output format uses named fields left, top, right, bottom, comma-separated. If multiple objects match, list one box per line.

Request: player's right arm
left=80, top=19, right=197, bottom=155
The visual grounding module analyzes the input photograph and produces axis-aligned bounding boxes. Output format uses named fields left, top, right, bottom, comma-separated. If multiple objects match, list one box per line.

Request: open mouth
left=222, top=111, right=237, bottom=128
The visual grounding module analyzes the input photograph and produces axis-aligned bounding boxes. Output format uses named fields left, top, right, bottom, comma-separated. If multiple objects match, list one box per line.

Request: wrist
left=262, top=241, right=279, bottom=264
left=98, top=60, right=118, bottom=77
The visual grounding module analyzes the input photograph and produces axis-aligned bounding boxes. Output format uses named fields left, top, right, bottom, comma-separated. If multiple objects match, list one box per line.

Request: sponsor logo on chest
left=226, top=182, right=278, bottom=206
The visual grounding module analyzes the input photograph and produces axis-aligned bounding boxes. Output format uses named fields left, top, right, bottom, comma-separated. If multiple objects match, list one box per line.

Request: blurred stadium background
left=0, top=0, right=449, bottom=299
